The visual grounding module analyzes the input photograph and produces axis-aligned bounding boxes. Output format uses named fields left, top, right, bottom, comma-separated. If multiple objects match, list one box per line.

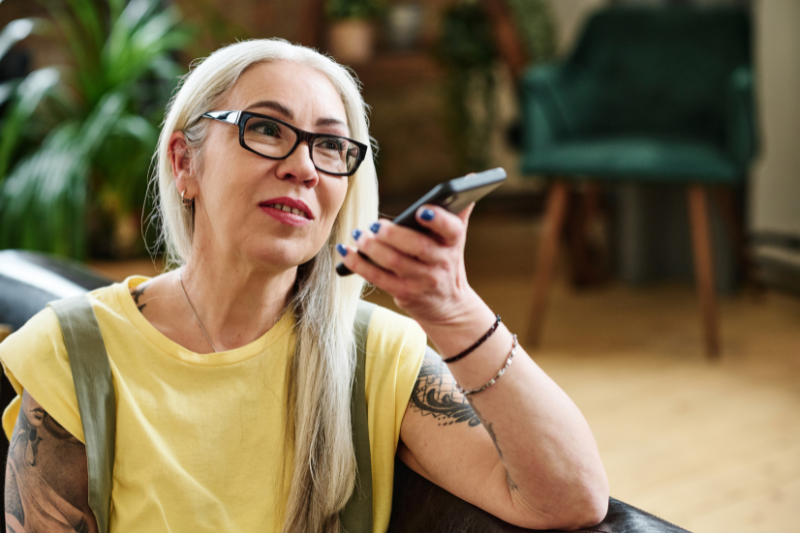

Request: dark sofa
left=0, top=250, right=691, bottom=532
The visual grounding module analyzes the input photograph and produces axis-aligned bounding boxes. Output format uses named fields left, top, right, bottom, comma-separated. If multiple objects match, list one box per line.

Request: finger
left=414, top=205, right=466, bottom=246
left=336, top=243, right=406, bottom=293
left=359, top=221, right=446, bottom=266
left=354, top=232, right=431, bottom=278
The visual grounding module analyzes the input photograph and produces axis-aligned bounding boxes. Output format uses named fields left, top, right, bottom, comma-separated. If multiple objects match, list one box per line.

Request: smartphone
left=336, top=167, right=507, bottom=276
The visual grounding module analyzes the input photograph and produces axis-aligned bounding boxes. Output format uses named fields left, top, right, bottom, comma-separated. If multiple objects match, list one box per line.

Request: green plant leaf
left=104, top=0, right=190, bottom=89
left=326, top=0, right=384, bottom=20
left=0, top=122, right=90, bottom=257
left=64, top=0, right=105, bottom=60
left=0, top=18, right=36, bottom=60
left=1, top=0, right=194, bottom=258
left=0, top=67, right=61, bottom=180
left=0, top=79, right=20, bottom=108
left=78, top=91, right=129, bottom=156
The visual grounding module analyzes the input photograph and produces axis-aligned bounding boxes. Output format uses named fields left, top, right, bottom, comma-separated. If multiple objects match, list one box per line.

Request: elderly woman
left=1, top=40, right=607, bottom=533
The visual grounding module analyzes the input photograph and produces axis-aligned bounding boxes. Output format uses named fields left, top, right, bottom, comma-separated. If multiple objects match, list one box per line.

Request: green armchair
left=520, top=6, right=757, bottom=358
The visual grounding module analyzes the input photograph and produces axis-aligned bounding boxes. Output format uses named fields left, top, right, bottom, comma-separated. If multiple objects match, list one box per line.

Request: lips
left=258, top=197, right=314, bottom=220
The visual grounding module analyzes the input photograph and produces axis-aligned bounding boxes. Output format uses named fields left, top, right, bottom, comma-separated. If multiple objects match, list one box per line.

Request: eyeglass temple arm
left=201, top=110, right=241, bottom=124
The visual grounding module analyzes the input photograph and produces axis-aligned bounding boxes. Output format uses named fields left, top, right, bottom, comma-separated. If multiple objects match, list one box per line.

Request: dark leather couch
left=0, top=250, right=691, bottom=532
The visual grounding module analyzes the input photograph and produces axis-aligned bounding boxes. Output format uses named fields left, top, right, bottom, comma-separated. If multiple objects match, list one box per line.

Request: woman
left=1, top=39, right=608, bottom=533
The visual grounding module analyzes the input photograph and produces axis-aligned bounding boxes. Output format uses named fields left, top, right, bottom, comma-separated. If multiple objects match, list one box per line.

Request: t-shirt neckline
left=114, top=275, right=293, bottom=366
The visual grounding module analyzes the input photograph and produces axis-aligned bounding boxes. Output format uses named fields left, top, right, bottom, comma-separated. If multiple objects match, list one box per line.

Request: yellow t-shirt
left=0, top=276, right=427, bottom=533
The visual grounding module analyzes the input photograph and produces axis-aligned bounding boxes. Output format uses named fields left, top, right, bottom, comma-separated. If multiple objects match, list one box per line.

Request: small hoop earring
left=180, top=189, right=193, bottom=207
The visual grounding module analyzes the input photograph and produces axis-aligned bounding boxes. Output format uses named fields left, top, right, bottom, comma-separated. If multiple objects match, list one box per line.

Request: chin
left=249, top=244, right=316, bottom=272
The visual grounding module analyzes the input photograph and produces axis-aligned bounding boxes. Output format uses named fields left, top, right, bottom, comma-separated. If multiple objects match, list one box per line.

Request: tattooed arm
left=5, top=390, right=98, bottom=533
left=399, top=342, right=607, bottom=531
left=341, top=203, right=607, bottom=529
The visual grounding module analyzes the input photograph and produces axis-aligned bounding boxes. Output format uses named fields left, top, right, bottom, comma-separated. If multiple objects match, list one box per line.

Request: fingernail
left=352, top=229, right=362, bottom=241
left=370, top=222, right=381, bottom=234
left=336, top=243, right=348, bottom=256
left=420, top=208, right=435, bottom=222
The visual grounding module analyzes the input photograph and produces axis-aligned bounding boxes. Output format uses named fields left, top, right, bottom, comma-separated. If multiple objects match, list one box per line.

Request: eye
left=317, top=137, right=345, bottom=152
left=247, top=119, right=281, bottom=137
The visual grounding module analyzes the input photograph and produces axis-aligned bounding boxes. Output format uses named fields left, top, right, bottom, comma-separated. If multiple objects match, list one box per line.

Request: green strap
left=340, top=300, right=376, bottom=533
left=49, top=296, right=115, bottom=533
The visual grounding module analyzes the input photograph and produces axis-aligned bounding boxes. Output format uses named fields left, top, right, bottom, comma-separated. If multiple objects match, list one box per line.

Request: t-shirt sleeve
left=362, top=305, right=428, bottom=533
left=0, top=306, right=85, bottom=443
left=363, top=305, right=427, bottom=449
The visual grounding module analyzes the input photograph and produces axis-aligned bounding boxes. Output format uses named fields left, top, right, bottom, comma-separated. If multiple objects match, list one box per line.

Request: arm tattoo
left=505, top=471, right=519, bottom=491
left=409, top=350, right=519, bottom=491
left=469, top=399, right=519, bottom=492
left=483, top=421, right=503, bottom=459
left=5, top=465, right=24, bottom=526
left=408, top=347, right=481, bottom=427
left=5, top=391, right=98, bottom=533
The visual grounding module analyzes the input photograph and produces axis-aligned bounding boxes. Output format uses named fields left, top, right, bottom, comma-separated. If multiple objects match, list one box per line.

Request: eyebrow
left=245, top=100, right=349, bottom=130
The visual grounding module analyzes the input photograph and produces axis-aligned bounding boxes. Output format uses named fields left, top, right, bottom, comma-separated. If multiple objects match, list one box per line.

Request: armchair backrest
left=566, top=7, right=751, bottom=145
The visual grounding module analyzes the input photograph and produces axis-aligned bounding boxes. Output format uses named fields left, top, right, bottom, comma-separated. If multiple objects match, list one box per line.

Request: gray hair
left=151, top=39, right=378, bottom=533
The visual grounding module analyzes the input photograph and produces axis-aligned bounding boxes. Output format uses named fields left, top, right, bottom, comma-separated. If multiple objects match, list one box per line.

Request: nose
left=275, top=140, right=319, bottom=188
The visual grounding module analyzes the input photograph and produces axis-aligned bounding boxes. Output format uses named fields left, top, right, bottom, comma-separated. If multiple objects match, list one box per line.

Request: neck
left=179, top=251, right=297, bottom=352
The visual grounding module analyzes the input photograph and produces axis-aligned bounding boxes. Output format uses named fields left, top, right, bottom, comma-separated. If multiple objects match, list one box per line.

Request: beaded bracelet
left=443, top=314, right=502, bottom=364
left=455, top=334, right=518, bottom=396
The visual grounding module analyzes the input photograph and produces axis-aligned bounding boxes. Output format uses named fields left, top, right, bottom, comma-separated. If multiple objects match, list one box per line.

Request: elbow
left=535, top=494, right=609, bottom=531
left=546, top=491, right=609, bottom=531
left=569, top=491, right=609, bottom=530
left=512, top=475, right=610, bottom=530
left=564, top=472, right=610, bottom=530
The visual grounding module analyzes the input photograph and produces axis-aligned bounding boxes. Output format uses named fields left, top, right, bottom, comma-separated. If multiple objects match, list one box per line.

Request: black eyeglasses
left=201, top=110, right=367, bottom=177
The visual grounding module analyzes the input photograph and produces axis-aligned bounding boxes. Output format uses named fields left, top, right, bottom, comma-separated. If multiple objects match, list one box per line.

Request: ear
left=169, top=131, right=195, bottom=197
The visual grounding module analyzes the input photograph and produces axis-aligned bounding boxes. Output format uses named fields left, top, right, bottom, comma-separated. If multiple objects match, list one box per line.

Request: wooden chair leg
left=688, top=185, right=721, bottom=359
left=527, top=181, right=570, bottom=347
left=567, top=183, right=606, bottom=287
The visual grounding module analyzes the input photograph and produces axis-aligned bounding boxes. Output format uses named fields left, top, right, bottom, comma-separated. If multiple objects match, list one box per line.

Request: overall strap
left=340, top=300, right=376, bottom=533
left=49, top=296, right=116, bottom=533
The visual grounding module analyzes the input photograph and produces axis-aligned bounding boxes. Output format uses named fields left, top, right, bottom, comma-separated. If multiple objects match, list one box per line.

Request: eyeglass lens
left=243, top=115, right=360, bottom=174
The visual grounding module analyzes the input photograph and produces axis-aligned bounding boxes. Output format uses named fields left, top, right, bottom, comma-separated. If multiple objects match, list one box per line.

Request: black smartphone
left=336, top=167, right=506, bottom=276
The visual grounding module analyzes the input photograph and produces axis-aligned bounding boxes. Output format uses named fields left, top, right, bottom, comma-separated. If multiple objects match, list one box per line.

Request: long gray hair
left=151, top=39, right=378, bottom=533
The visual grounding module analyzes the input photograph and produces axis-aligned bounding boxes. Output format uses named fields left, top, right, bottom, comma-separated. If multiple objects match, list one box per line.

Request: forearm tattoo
left=469, top=399, right=519, bottom=492
left=408, top=347, right=481, bottom=427
left=5, top=391, right=97, bottom=533
left=409, top=348, right=519, bottom=492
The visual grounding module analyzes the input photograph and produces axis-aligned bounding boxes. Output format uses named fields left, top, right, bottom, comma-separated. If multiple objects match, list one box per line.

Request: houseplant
left=437, top=1, right=497, bottom=174
left=0, top=0, right=192, bottom=259
left=437, top=0, right=556, bottom=173
left=326, top=0, right=384, bottom=64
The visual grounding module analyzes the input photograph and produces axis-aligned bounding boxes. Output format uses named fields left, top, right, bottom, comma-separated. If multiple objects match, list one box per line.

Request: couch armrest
left=388, top=458, right=691, bottom=532
left=725, top=65, right=758, bottom=168
left=520, top=63, right=600, bottom=154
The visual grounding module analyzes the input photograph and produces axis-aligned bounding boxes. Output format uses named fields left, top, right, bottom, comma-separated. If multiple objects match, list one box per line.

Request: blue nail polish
left=352, top=229, right=362, bottom=241
left=336, top=243, right=348, bottom=256
left=370, top=222, right=381, bottom=234
left=420, top=208, right=435, bottom=222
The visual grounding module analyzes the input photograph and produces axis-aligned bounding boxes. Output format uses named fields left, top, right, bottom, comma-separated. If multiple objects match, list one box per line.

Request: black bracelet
left=443, top=314, right=502, bottom=364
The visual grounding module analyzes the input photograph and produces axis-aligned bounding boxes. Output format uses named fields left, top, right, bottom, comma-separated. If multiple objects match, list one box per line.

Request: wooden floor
left=91, top=213, right=800, bottom=533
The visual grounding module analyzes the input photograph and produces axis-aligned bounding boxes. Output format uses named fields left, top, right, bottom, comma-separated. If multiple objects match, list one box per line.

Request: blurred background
left=0, top=0, right=798, bottom=531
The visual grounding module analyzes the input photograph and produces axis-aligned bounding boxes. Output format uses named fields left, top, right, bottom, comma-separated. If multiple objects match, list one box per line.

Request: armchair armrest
left=520, top=62, right=600, bottom=154
left=725, top=65, right=758, bottom=168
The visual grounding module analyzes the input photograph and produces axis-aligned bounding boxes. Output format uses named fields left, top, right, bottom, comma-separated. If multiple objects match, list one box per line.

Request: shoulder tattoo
left=5, top=391, right=97, bottom=533
left=408, top=347, right=481, bottom=427
left=130, top=282, right=150, bottom=312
